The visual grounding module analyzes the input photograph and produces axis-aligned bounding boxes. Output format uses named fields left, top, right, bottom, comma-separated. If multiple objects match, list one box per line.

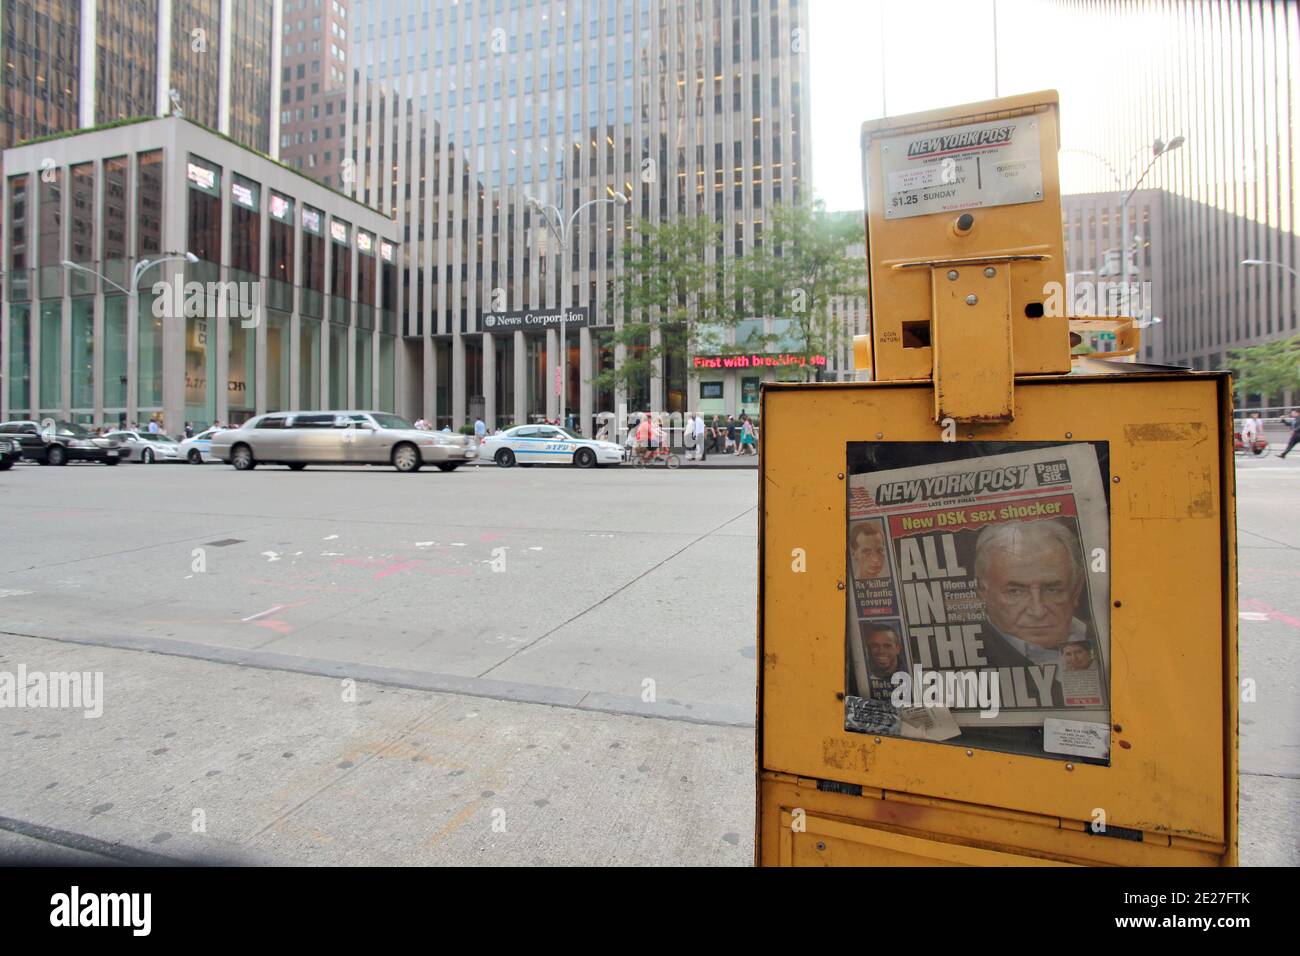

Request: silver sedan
left=210, top=411, right=477, bottom=473
left=105, top=431, right=183, bottom=463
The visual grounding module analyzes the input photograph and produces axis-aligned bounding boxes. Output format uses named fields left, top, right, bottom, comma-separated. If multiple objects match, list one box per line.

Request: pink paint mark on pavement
left=1240, top=597, right=1300, bottom=629
left=333, top=556, right=428, bottom=579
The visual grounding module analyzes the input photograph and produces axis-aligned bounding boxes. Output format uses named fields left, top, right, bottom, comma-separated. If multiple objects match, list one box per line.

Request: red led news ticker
left=692, top=354, right=828, bottom=369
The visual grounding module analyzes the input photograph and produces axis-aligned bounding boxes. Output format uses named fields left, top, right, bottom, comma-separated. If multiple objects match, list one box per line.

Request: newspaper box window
left=844, top=441, right=1112, bottom=764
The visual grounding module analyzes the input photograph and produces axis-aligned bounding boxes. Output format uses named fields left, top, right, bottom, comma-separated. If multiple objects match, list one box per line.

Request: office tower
left=346, top=0, right=813, bottom=431
left=1, top=0, right=281, bottom=154
left=280, top=0, right=353, bottom=186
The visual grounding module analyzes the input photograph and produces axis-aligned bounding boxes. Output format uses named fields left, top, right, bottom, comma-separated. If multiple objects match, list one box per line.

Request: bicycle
left=633, top=446, right=680, bottom=469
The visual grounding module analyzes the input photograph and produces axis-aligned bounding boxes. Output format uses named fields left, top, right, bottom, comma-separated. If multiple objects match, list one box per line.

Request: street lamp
left=1063, top=136, right=1184, bottom=315
left=524, top=190, right=628, bottom=434
left=1119, top=136, right=1183, bottom=308
left=1241, top=258, right=1300, bottom=280
left=62, top=251, right=199, bottom=299
left=61, top=252, right=199, bottom=426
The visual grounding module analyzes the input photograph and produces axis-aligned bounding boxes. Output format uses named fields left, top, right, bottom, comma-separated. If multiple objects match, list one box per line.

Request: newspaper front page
left=845, top=442, right=1112, bottom=762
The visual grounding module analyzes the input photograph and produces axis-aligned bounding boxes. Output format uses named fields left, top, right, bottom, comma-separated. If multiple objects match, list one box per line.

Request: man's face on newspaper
left=865, top=628, right=902, bottom=675
left=978, top=537, right=1083, bottom=649
left=852, top=527, right=887, bottom=579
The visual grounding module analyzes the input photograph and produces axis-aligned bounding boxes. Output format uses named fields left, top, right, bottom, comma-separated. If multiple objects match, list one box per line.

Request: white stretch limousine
left=210, top=411, right=476, bottom=473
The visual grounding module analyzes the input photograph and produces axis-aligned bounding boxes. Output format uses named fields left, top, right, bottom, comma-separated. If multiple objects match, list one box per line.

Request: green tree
left=1228, top=335, right=1300, bottom=402
left=736, top=200, right=867, bottom=381
left=595, top=216, right=736, bottom=402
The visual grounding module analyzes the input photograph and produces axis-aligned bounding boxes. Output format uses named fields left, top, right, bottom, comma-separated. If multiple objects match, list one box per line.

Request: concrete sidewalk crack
left=247, top=699, right=458, bottom=842
left=476, top=504, right=757, bottom=680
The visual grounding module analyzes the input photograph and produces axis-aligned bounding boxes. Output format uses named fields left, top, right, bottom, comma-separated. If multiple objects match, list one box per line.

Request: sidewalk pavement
left=0, top=632, right=753, bottom=866
left=678, top=451, right=758, bottom=469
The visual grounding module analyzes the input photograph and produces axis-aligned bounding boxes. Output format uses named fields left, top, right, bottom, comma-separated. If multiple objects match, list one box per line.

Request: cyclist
left=635, top=412, right=654, bottom=464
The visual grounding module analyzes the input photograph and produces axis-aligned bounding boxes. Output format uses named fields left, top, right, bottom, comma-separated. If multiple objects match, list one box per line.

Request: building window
left=102, top=157, right=129, bottom=289
left=230, top=174, right=262, bottom=277
left=136, top=150, right=164, bottom=257
left=185, top=156, right=222, bottom=264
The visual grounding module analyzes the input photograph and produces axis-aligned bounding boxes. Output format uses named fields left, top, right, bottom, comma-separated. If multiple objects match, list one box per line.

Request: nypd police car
left=479, top=424, right=624, bottom=468
left=179, top=426, right=224, bottom=464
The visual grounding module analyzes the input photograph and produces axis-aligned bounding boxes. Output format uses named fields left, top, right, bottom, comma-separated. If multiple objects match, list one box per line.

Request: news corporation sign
left=482, top=307, right=589, bottom=332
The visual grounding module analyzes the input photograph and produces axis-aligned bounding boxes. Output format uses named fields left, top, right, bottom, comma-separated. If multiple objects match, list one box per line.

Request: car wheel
left=231, top=444, right=256, bottom=470
left=436, top=463, right=460, bottom=472
left=0, top=461, right=13, bottom=471
left=288, top=462, right=308, bottom=471
left=47, top=445, right=68, bottom=467
left=392, top=443, right=422, bottom=472
left=574, top=448, right=596, bottom=468
left=188, top=450, right=203, bottom=464
left=495, top=448, right=516, bottom=468
left=142, top=448, right=154, bottom=464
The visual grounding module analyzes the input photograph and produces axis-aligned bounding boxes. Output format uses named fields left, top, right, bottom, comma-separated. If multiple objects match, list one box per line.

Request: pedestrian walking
left=474, top=417, right=487, bottom=441
left=147, top=418, right=160, bottom=434
left=184, top=421, right=195, bottom=439
left=693, top=411, right=707, bottom=462
left=739, top=415, right=758, bottom=456
left=725, top=415, right=738, bottom=454
left=708, top=416, right=721, bottom=454
left=1281, top=409, right=1300, bottom=459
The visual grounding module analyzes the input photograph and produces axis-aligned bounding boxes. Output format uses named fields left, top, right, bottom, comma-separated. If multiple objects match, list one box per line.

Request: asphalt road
left=0, top=453, right=1294, bottom=865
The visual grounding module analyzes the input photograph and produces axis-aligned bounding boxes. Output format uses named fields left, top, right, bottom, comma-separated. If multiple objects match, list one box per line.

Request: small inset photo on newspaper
left=843, top=441, right=1112, bottom=764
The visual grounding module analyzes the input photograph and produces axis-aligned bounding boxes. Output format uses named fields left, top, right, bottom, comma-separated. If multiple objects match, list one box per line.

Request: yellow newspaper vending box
left=756, top=92, right=1238, bottom=867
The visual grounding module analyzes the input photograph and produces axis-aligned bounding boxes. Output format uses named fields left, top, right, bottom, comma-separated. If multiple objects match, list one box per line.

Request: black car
left=0, top=421, right=125, bottom=466
left=0, top=436, right=19, bottom=470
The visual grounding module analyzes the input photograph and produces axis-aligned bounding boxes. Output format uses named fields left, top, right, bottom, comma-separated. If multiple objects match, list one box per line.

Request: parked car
left=477, top=424, right=625, bottom=468
left=0, top=420, right=125, bottom=466
left=0, top=436, right=20, bottom=470
left=105, top=430, right=182, bottom=463
left=179, top=426, right=225, bottom=464
left=210, top=411, right=477, bottom=473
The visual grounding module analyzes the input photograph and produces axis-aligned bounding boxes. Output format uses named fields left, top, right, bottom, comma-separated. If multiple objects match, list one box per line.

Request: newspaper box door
left=757, top=374, right=1236, bottom=867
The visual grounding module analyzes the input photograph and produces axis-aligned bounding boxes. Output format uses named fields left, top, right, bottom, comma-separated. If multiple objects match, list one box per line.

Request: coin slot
left=902, top=321, right=932, bottom=348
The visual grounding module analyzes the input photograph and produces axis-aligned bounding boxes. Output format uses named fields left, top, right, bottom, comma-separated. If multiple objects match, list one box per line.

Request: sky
left=808, top=0, right=1060, bottom=212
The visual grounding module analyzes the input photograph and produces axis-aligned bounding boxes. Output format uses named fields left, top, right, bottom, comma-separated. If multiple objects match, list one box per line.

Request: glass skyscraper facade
left=345, top=0, right=813, bottom=431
